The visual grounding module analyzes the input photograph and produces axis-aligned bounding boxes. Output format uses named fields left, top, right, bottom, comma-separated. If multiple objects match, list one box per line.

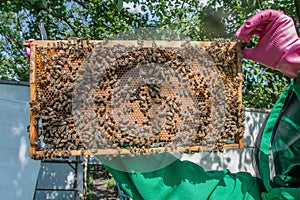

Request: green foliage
left=242, top=60, right=291, bottom=109
left=103, top=178, right=116, bottom=188
left=1, top=0, right=299, bottom=108
left=0, top=2, right=30, bottom=81
left=0, top=0, right=149, bottom=81
left=86, top=173, right=94, bottom=200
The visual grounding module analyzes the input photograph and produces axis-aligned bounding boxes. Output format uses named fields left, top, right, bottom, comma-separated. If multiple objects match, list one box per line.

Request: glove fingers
left=236, top=9, right=283, bottom=42
left=241, top=48, right=257, bottom=61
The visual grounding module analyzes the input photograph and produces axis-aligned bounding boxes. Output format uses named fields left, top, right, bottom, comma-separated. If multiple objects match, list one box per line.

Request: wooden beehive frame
left=27, top=39, right=244, bottom=159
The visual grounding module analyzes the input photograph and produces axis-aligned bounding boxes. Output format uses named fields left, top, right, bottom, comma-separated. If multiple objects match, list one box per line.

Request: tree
left=0, top=0, right=148, bottom=81
left=0, top=1, right=30, bottom=81
left=1, top=0, right=299, bottom=109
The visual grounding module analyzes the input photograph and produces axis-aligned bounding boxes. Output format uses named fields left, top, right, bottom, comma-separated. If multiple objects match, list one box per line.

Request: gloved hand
left=236, top=9, right=300, bottom=78
left=24, top=39, right=34, bottom=61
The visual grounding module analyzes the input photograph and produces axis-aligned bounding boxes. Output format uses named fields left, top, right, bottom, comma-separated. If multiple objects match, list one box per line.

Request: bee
left=41, top=56, right=48, bottom=63
left=152, top=40, right=157, bottom=48
left=137, top=40, right=144, bottom=47
left=102, top=39, right=108, bottom=45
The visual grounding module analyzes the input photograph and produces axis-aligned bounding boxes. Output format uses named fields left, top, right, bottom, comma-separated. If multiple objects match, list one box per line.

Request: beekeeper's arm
left=237, top=9, right=300, bottom=199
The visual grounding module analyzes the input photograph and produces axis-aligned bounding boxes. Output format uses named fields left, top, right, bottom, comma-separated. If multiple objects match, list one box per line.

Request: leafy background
left=0, top=0, right=299, bottom=109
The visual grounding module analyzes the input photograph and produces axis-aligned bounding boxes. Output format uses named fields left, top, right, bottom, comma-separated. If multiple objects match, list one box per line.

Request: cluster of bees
left=206, top=39, right=244, bottom=142
left=30, top=38, right=244, bottom=159
left=31, top=38, right=94, bottom=159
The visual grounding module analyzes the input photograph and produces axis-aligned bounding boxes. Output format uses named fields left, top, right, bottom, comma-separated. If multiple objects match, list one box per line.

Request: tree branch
left=47, top=10, right=79, bottom=36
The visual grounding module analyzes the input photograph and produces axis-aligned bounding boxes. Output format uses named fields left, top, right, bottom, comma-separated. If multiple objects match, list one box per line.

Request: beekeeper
left=103, top=9, right=300, bottom=200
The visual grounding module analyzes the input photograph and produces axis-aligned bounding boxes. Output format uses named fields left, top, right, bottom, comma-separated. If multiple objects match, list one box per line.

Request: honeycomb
left=29, top=39, right=244, bottom=159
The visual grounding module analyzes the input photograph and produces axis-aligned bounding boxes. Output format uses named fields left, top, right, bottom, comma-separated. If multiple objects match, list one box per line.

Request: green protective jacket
left=98, top=153, right=262, bottom=200
left=255, top=72, right=300, bottom=199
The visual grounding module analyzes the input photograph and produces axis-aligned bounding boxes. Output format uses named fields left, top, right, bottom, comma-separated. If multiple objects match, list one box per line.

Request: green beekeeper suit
left=99, top=153, right=262, bottom=200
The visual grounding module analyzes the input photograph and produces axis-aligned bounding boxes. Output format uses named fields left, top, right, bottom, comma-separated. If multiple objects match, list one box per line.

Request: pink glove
left=24, top=39, right=34, bottom=61
left=236, top=9, right=300, bottom=78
